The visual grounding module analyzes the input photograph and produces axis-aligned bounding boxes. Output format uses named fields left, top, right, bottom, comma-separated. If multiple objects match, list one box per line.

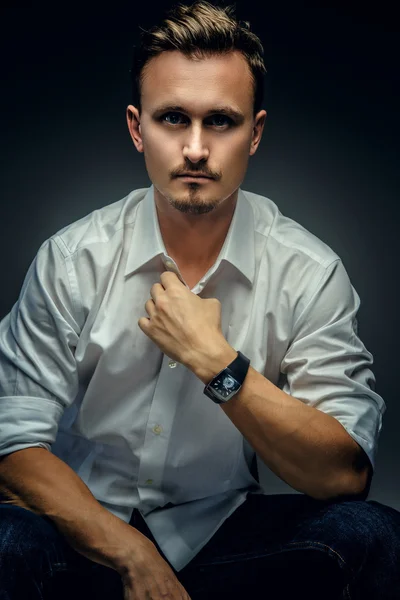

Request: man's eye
left=161, top=113, right=232, bottom=127
left=163, top=112, right=185, bottom=125
left=210, top=115, right=231, bottom=127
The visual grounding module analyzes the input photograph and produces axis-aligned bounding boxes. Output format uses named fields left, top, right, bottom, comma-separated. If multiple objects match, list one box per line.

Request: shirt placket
left=137, top=354, right=182, bottom=511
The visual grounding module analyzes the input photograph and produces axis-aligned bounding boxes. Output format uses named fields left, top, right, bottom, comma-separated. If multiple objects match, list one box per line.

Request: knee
left=321, top=499, right=400, bottom=547
left=0, top=504, right=61, bottom=563
left=332, top=498, right=396, bottom=524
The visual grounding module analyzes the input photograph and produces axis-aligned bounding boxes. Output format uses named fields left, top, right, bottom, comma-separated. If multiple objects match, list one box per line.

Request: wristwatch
left=203, top=350, right=250, bottom=404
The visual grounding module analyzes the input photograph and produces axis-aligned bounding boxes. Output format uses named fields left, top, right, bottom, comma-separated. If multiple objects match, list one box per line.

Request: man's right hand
left=118, top=534, right=192, bottom=599
left=0, top=449, right=192, bottom=598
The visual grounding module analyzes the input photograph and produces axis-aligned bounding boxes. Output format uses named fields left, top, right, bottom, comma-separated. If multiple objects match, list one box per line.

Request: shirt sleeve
left=0, top=237, right=81, bottom=457
left=279, top=258, right=385, bottom=472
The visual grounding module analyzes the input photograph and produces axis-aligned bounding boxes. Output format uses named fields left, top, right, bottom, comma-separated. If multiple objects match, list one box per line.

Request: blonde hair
left=130, top=1, right=267, bottom=117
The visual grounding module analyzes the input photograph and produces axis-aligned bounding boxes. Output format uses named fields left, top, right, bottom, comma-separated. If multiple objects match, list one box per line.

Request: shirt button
left=165, top=260, right=175, bottom=268
left=153, top=425, right=163, bottom=435
left=145, top=479, right=153, bottom=485
left=168, top=360, right=177, bottom=368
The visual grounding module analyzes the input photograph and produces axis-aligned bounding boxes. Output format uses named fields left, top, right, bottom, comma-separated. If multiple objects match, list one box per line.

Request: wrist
left=188, top=342, right=238, bottom=385
left=111, top=523, right=156, bottom=575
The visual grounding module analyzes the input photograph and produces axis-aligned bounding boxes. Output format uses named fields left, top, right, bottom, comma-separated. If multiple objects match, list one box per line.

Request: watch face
left=211, top=374, right=240, bottom=400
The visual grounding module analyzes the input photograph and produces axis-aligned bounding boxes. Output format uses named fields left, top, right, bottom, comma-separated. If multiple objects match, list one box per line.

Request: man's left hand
left=138, top=271, right=227, bottom=369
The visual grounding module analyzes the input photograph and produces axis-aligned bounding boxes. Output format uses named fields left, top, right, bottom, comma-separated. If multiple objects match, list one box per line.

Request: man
left=0, top=1, right=399, bottom=599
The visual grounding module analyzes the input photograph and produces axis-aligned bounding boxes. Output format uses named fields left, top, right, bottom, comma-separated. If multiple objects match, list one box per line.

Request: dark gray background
left=0, top=2, right=398, bottom=508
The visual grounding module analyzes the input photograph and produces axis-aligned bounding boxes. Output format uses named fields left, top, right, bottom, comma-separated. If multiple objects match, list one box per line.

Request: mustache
left=174, top=169, right=218, bottom=179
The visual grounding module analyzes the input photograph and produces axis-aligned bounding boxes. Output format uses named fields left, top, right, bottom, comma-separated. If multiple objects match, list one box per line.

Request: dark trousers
left=1, top=493, right=400, bottom=599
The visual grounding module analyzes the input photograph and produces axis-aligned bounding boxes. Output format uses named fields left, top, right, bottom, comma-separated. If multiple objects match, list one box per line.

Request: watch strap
left=225, top=350, right=250, bottom=384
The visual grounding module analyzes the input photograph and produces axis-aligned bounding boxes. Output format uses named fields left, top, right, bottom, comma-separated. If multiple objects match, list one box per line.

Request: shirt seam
left=48, top=201, right=141, bottom=259
left=51, top=237, right=85, bottom=329
left=266, top=229, right=336, bottom=268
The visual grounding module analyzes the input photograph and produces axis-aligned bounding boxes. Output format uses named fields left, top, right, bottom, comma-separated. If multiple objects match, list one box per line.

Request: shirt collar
left=124, top=184, right=255, bottom=286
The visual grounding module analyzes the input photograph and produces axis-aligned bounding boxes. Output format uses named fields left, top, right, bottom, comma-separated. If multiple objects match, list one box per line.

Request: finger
left=150, top=282, right=164, bottom=299
left=144, top=298, right=155, bottom=315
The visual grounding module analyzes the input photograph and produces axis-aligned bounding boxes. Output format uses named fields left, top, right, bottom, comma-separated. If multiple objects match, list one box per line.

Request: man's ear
left=249, top=109, right=267, bottom=156
left=126, top=104, right=143, bottom=153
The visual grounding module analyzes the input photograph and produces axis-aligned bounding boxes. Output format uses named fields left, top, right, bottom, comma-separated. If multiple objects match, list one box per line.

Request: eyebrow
left=152, top=104, right=246, bottom=123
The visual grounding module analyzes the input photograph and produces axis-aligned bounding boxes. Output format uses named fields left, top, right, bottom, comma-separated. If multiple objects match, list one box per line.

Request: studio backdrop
left=0, top=2, right=398, bottom=509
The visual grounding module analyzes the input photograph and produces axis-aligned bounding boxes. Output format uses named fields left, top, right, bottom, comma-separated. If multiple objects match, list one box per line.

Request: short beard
left=166, top=186, right=220, bottom=215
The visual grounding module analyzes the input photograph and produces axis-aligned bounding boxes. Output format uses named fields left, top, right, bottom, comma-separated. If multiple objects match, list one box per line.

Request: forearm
left=0, top=447, right=147, bottom=573
left=190, top=344, right=369, bottom=500
left=220, top=365, right=368, bottom=499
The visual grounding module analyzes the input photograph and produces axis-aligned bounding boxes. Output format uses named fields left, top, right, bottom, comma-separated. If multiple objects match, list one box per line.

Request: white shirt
left=0, top=185, right=385, bottom=571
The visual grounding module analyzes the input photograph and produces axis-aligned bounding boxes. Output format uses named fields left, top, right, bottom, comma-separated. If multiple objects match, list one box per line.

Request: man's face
left=127, top=50, right=266, bottom=215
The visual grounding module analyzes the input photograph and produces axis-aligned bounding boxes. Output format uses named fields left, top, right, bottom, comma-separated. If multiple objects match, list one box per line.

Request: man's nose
left=182, top=127, right=210, bottom=163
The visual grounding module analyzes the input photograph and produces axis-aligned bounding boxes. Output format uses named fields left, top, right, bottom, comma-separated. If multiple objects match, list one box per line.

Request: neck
left=154, top=188, right=238, bottom=268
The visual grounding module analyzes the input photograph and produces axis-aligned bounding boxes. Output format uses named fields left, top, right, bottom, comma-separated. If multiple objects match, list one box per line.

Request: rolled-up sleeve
left=0, top=237, right=81, bottom=456
left=280, top=258, right=385, bottom=472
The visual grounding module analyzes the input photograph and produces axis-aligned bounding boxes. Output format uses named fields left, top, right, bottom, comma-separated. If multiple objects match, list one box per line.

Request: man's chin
left=169, top=199, right=216, bottom=215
